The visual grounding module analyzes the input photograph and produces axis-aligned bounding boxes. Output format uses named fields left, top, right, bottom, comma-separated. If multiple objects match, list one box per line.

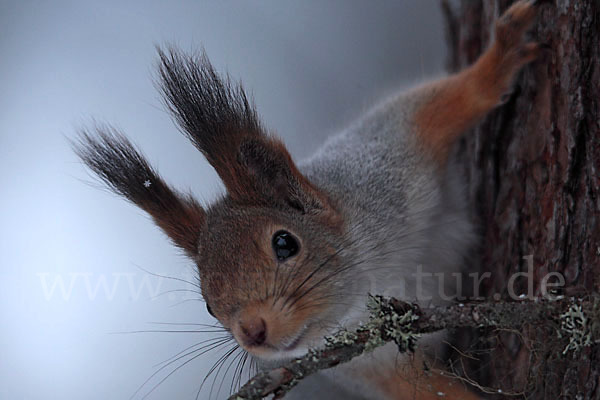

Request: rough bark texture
left=444, top=0, right=600, bottom=398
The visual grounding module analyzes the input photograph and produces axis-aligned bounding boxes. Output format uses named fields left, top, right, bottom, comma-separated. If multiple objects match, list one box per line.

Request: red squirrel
left=75, top=1, right=543, bottom=398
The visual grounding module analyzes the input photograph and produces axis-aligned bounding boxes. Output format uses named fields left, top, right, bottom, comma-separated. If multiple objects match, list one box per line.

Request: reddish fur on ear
left=158, top=46, right=337, bottom=218
left=237, top=136, right=331, bottom=212
left=73, top=126, right=206, bottom=256
left=141, top=191, right=205, bottom=256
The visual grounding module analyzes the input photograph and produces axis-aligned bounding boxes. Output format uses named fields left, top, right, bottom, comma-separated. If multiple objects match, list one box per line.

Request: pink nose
left=239, top=317, right=267, bottom=347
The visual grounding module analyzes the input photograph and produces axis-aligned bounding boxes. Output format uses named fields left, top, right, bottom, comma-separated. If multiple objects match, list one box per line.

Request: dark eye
left=206, top=303, right=215, bottom=318
left=272, top=230, right=299, bottom=261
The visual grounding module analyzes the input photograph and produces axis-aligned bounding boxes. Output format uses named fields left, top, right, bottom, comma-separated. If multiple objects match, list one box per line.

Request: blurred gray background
left=0, top=1, right=446, bottom=399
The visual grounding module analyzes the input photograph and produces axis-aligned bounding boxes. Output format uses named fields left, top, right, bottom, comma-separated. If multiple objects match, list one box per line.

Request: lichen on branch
left=229, top=295, right=599, bottom=400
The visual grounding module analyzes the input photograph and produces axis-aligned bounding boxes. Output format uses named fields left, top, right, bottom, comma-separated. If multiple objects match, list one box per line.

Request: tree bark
left=444, top=0, right=600, bottom=398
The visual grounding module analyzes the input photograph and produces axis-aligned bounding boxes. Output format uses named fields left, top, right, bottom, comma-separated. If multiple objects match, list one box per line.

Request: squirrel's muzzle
left=231, top=298, right=322, bottom=359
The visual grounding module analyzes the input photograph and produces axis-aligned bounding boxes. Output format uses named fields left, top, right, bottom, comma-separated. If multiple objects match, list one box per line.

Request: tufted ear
left=157, top=46, right=335, bottom=215
left=236, top=136, right=331, bottom=214
left=157, top=47, right=261, bottom=202
left=73, top=126, right=206, bottom=256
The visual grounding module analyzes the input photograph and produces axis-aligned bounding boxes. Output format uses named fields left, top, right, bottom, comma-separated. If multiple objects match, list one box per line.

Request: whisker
left=226, top=351, right=246, bottom=397
left=286, top=256, right=372, bottom=309
left=279, top=225, right=379, bottom=310
left=197, top=344, right=240, bottom=399
left=152, top=336, right=230, bottom=368
left=133, top=263, right=201, bottom=290
left=233, top=351, right=250, bottom=394
left=277, top=227, right=367, bottom=310
left=147, top=321, right=225, bottom=329
left=213, top=348, right=245, bottom=399
left=281, top=242, right=350, bottom=310
left=149, top=288, right=202, bottom=300
left=133, top=336, right=234, bottom=400
left=110, top=329, right=226, bottom=335
left=274, top=255, right=306, bottom=307
left=169, top=298, right=204, bottom=308
left=287, top=232, right=463, bottom=310
left=277, top=222, right=368, bottom=303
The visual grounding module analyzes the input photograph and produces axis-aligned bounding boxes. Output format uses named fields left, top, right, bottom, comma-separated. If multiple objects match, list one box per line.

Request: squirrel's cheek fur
left=196, top=206, right=354, bottom=360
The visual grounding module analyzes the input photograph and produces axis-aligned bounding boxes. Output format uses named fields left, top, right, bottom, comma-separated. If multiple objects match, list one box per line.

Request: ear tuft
left=72, top=125, right=205, bottom=256
left=156, top=46, right=337, bottom=218
left=157, top=46, right=263, bottom=198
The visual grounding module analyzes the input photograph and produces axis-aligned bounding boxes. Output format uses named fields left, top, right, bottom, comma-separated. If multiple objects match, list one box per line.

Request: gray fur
left=302, top=88, right=474, bottom=308
left=288, top=87, right=476, bottom=399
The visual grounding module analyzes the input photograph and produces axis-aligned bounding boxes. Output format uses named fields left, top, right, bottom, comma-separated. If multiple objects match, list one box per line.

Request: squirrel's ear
left=157, top=46, right=336, bottom=216
left=73, top=126, right=205, bottom=256
left=237, top=136, right=332, bottom=214
left=157, top=46, right=262, bottom=201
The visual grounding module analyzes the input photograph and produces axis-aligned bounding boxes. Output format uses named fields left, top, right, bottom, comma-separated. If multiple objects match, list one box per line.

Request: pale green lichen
left=384, top=304, right=420, bottom=351
left=324, top=328, right=358, bottom=348
left=360, top=324, right=386, bottom=352
left=363, top=294, right=421, bottom=353
left=323, top=295, right=420, bottom=356
left=559, top=303, right=593, bottom=355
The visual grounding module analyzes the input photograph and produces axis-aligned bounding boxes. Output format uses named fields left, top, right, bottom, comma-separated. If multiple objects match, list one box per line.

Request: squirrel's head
left=74, top=47, right=357, bottom=360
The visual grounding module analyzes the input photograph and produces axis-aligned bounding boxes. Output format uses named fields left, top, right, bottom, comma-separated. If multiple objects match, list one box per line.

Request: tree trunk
left=443, top=0, right=600, bottom=398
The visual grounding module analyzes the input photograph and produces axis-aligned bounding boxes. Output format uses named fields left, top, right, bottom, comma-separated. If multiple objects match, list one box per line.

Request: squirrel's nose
left=239, top=317, right=267, bottom=347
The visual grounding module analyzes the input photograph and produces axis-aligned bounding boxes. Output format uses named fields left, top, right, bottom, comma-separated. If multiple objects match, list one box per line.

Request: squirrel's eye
left=206, top=303, right=215, bottom=318
left=272, top=230, right=299, bottom=261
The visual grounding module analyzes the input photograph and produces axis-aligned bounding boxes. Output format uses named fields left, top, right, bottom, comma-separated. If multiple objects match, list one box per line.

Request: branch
left=229, top=295, right=600, bottom=400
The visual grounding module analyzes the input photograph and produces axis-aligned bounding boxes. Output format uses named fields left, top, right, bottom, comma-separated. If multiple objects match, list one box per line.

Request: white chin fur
left=261, top=345, right=311, bottom=361
left=255, top=302, right=369, bottom=363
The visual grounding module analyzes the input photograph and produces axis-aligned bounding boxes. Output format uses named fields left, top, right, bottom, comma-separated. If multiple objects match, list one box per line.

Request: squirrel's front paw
left=491, top=0, right=548, bottom=103
left=495, top=0, right=545, bottom=67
